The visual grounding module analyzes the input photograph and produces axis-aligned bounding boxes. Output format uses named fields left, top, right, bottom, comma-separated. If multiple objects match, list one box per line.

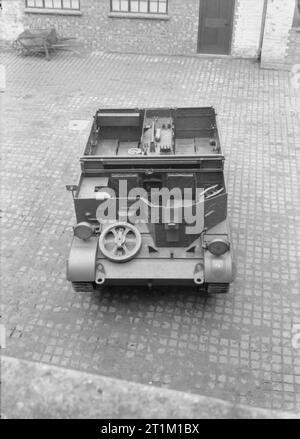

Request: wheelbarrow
left=13, top=28, right=76, bottom=60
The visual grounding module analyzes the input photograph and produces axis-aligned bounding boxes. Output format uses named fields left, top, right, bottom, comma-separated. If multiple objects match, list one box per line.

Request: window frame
left=110, top=0, right=168, bottom=15
left=25, top=0, right=80, bottom=10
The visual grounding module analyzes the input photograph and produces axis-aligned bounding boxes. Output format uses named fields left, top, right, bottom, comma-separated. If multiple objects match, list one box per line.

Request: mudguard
left=204, top=249, right=234, bottom=284
left=66, top=236, right=98, bottom=282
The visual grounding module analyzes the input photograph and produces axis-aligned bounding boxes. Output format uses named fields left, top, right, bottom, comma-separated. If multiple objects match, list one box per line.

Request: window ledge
left=108, top=12, right=169, bottom=21
left=25, top=8, right=82, bottom=16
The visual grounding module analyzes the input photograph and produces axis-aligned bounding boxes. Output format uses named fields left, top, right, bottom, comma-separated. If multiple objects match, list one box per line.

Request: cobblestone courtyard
left=1, top=50, right=300, bottom=412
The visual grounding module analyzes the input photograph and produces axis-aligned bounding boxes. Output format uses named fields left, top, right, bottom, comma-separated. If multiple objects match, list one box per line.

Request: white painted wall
left=0, top=0, right=24, bottom=41
left=261, top=0, right=296, bottom=67
left=231, top=0, right=265, bottom=58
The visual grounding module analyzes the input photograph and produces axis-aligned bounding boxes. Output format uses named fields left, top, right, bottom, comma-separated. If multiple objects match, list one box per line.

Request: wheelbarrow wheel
left=12, top=40, right=24, bottom=56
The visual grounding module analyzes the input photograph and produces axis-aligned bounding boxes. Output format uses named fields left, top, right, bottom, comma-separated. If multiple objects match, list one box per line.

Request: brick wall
left=0, top=0, right=24, bottom=41
left=23, top=0, right=108, bottom=50
left=105, top=0, right=200, bottom=55
left=285, top=28, right=300, bottom=68
left=231, top=0, right=265, bottom=58
left=261, top=0, right=296, bottom=69
left=1, top=0, right=200, bottom=55
left=1, top=0, right=299, bottom=70
left=1, top=0, right=265, bottom=58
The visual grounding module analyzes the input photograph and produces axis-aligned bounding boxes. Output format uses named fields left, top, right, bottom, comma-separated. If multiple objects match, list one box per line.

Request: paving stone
left=1, top=50, right=300, bottom=412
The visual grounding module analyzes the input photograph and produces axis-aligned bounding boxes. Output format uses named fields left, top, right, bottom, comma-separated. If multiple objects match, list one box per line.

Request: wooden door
left=198, top=0, right=235, bottom=55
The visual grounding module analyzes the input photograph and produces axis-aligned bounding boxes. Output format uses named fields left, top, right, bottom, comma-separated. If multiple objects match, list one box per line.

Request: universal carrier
left=66, top=107, right=234, bottom=293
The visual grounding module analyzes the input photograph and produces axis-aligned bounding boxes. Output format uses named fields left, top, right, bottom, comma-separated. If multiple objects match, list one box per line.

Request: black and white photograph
left=0, top=0, right=300, bottom=423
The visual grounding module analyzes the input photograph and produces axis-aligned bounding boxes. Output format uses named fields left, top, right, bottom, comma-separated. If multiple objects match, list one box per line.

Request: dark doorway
left=197, top=0, right=235, bottom=55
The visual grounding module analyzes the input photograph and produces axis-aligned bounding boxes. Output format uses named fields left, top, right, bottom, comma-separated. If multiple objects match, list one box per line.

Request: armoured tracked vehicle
left=66, top=107, right=234, bottom=292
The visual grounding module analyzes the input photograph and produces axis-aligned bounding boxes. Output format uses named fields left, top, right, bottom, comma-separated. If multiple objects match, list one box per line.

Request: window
left=111, top=0, right=168, bottom=14
left=25, top=0, right=80, bottom=10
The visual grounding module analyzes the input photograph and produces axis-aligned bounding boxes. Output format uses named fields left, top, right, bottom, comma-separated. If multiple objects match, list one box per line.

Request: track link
left=71, top=282, right=230, bottom=294
left=71, top=282, right=96, bottom=293
left=206, top=283, right=229, bottom=294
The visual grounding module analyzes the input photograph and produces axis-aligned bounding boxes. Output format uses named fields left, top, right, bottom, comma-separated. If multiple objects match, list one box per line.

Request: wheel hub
left=99, top=222, right=142, bottom=263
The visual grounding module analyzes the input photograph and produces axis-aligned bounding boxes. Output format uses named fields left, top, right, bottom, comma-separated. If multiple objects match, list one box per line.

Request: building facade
left=0, top=0, right=299, bottom=69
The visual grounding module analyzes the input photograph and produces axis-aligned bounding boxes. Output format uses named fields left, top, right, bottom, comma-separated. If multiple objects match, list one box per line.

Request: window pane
left=130, top=0, right=139, bottom=12
left=159, top=1, right=167, bottom=13
left=63, top=0, right=71, bottom=8
left=120, top=0, right=129, bottom=11
left=45, top=0, right=54, bottom=7
left=112, top=0, right=120, bottom=11
left=27, top=0, right=36, bottom=6
left=71, top=0, right=80, bottom=9
left=149, top=1, right=158, bottom=13
left=112, top=0, right=167, bottom=14
left=53, top=0, right=62, bottom=8
left=140, top=0, right=148, bottom=13
left=35, top=0, right=44, bottom=7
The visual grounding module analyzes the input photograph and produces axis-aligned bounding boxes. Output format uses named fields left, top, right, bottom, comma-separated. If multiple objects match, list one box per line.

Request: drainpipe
left=258, top=0, right=268, bottom=60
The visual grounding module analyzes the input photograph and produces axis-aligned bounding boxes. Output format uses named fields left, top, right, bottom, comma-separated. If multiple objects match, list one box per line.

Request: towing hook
left=95, top=264, right=106, bottom=285
left=193, top=263, right=204, bottom=285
